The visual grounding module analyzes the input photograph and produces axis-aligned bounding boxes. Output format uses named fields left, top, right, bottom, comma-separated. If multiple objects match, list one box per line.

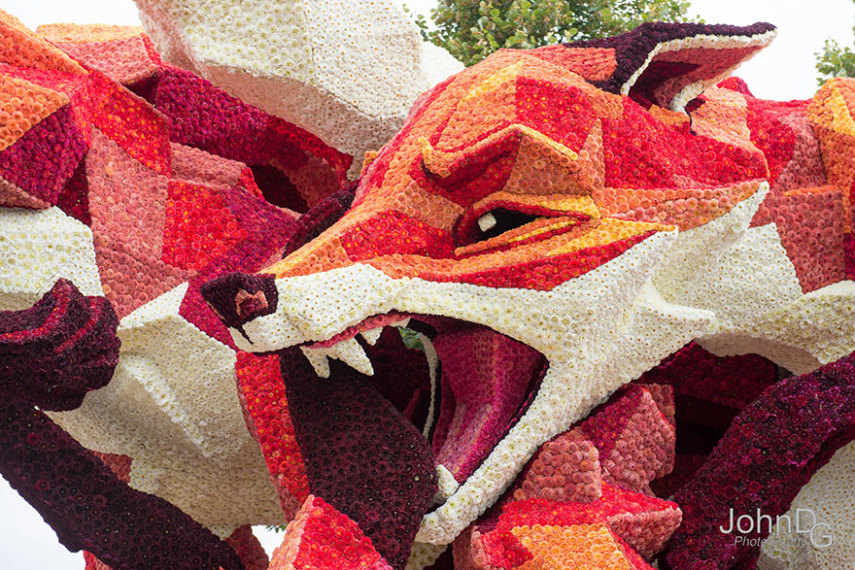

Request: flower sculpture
left=0, top=4, right=854, bottom=570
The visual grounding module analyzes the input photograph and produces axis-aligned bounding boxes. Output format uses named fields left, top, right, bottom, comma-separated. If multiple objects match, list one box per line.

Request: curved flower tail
left=0, top=398, right=246, bottom=570
left=665, top=350, right=855, bottom=568
left=0, top=278, right=120, bottom=411
left=0, top=280, right=245, bottom=570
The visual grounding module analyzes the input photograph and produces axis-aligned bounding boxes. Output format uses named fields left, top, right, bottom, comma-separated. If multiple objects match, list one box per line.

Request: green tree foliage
left=410, top=0, right=691, bottom=67
left=816, top=2, right=855, bottom=84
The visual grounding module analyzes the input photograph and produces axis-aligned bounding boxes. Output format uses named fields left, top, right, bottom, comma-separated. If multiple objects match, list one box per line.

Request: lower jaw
left=277, top=343, right=437, bottom=569
left=277, top=319, right=547, bottom=567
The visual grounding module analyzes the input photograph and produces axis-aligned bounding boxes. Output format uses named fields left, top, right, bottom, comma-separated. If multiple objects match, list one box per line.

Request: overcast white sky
left=0, top=0, right=854, bottom=568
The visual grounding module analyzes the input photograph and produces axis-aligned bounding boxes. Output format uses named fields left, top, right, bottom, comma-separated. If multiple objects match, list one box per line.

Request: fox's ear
left=534, top=22, right=776, bottom=112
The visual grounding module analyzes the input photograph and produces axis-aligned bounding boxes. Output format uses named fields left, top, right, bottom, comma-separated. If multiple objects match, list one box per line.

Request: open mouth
left=277, top=312, right=548, bottom=568
left=199, top=223, right=704, bottom=565
left=200, top=222, right=701, bottom=566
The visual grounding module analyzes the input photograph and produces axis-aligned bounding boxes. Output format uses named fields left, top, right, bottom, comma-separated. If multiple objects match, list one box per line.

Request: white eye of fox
left=474, top=208, right=539, bottom=241
left=477, top=212, right=498, bottom=233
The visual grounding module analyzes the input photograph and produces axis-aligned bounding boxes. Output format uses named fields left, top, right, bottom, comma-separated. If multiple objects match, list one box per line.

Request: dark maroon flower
left=0, top=279, right=120, bottom=411
left=665, top=351, right=855, bottom=569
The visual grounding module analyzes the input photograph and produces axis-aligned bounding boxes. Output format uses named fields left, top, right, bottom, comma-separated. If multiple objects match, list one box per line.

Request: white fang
left=333, top=337, right=375, bottom=376
left=300, top=346, right=331, bottom=378
left=300, top=337, right=374, bottom=377
left=360, top=327, right=383, bottom=346
left=434, top=465, right=460, bottom=503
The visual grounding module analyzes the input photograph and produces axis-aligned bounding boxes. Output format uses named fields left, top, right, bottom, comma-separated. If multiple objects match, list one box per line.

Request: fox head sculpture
left=6, top=6, right=855, bottom=568
left=201, top=22, right=790, bottom=563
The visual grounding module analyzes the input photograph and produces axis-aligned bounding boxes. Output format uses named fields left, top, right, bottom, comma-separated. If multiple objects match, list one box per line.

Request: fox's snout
left=200, top=272, right=278, bottom=329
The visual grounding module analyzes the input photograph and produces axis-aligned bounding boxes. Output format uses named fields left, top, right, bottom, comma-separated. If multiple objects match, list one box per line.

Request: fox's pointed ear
left=537, top=22, right=776, bottom=112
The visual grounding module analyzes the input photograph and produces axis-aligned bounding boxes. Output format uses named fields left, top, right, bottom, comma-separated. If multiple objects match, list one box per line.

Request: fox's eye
left=475, top=208, right=538, bottom=241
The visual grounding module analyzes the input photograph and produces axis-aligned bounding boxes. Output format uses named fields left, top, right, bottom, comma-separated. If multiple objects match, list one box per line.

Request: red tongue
left=278, top=347, right=437, bottom=570
left=431, top=327, right=546, bottom=483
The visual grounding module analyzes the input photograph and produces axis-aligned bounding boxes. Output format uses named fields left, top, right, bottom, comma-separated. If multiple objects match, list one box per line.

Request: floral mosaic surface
left=0, top=4, right=854, bottom=569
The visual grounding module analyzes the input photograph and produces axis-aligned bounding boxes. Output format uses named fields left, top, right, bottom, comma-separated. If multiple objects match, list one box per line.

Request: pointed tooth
left=434, top=465, right=460, bottom=503
left=300, top=346, right=330, bottom=378
left=359, top=327, right=383, bottom=346
left=332, top=337, right=374, bottom=376
left=392, top=317, right=411, bottom=328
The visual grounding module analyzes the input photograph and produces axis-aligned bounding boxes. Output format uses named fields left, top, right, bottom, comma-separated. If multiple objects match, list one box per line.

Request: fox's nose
left=200, top=272, right=278, bottom=329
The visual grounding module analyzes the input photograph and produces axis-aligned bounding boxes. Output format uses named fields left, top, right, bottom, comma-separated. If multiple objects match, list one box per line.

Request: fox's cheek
left=361, top=232, right=653, bottom=291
